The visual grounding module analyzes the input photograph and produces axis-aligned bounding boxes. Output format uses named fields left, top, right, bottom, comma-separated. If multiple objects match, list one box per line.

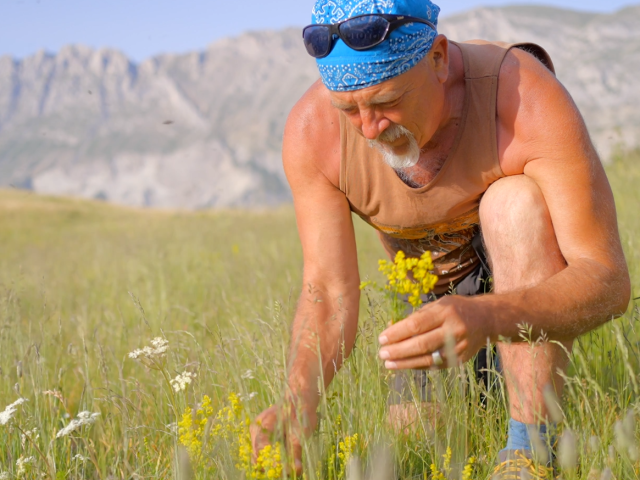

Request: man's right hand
left=250, top=403, right=318, bottom=476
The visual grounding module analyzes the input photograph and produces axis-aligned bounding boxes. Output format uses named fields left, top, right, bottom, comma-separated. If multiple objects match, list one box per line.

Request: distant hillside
left=0, top=4, right=638, bottom=209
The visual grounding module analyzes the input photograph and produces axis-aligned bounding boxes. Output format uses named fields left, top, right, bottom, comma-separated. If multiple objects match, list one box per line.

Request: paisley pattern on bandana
left=311, top=0, right=440, bottom=91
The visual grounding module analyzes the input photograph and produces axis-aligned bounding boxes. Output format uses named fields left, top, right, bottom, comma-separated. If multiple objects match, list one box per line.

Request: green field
left=0, top=150, right=639, bottom=479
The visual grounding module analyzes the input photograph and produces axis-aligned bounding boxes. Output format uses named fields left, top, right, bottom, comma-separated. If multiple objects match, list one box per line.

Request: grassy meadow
left=0, top=149, right=639, bottom=479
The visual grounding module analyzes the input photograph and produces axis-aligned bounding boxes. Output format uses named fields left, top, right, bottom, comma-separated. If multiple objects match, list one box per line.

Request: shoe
left=491, top=450, right=554, bottom=479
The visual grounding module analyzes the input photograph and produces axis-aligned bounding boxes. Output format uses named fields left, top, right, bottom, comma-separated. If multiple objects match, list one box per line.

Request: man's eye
left=383, top=99, right=401, bottom=108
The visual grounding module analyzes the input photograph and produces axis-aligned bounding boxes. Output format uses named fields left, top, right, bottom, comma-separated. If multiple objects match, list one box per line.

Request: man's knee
left=479, top=175, right=549, bottom=238
left=479, top=175, right=566, bottom=291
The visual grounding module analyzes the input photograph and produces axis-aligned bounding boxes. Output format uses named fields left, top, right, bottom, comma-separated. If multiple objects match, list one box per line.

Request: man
left=251, top=0, right=631, bottom=476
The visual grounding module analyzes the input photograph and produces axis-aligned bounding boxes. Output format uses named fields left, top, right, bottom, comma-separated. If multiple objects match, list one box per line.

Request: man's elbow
left=605, top=262, right=631, bottom=319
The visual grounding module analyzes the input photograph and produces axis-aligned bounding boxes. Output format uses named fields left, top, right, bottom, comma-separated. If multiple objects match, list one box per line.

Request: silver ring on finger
left=432, top=349, right=444, bottom=366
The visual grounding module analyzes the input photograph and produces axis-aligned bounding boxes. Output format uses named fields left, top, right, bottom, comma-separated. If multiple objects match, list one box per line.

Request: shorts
left=388, top=232, right=498, bottom=405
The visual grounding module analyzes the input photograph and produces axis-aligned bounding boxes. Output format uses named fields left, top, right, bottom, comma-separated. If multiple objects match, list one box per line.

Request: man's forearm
left=285, top=282, right=360, bottom=412
left=480, top=257, right=630, bottom=342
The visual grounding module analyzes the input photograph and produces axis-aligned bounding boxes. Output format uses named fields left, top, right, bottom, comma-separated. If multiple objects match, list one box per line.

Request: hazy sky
left=1, top=0, right=637, bottom=61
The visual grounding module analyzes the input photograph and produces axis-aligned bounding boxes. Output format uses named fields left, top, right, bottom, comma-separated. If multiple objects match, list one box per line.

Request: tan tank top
left=339, top=40, right=555, bottom=293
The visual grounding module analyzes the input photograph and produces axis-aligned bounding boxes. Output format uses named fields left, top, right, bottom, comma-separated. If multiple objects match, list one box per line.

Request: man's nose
left=360, top=109, right=390, bottom=140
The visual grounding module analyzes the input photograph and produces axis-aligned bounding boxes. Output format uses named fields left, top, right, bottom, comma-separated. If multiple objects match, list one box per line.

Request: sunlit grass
left=0, top=150, right=638, bottom=479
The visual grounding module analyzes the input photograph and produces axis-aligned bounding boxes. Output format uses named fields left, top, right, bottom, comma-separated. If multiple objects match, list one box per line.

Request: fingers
left=251, top=406, right=304, bottom=475
left=250, top=409, right=277, bottom=459
left=383, top=339, right=468, bottom=370
left=287, top=434, right=303, bottom=476
left=378, top=305, right=442, bottom=346
left=379, top=329, right=444, bottom=362
left=382, top=352, right=445, bottom=370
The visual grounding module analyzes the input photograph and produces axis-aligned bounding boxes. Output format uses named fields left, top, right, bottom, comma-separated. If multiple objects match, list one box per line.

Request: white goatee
left=368, top=124, right=421, bottom=170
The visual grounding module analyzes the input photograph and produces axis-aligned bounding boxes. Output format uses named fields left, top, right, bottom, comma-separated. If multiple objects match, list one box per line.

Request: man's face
left=328, top=37, right=450, bottom=169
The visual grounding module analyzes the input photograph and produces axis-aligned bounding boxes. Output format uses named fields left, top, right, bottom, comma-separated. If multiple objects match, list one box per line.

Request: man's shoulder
left=497, top=45, right=559, bottom=117
left=283, top=80, right=342, bottom=187
left=496, top=46, right=584, bottom=175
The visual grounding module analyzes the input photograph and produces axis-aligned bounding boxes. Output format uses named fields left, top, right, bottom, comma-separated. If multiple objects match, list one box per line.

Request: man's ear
left=429, top=35, right=450, bottom=84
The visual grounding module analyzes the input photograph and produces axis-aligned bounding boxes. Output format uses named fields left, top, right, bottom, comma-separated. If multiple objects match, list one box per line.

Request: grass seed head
left=0, top=398, right=28, bottom=426
left=600, top=467, right=614, bottom=480
left=16, top=456, right=34, bottom=477
left=557, top=428, right=578, bottom=470
left=542, top=384, right=563, bottom=423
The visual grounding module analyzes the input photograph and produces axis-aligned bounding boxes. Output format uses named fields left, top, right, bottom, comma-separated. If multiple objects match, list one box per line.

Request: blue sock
left=502, top=418, right=555, bottom=453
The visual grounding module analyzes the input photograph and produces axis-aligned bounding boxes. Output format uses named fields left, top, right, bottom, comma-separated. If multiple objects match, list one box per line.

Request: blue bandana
left=311, top=0, right=440, bottom=91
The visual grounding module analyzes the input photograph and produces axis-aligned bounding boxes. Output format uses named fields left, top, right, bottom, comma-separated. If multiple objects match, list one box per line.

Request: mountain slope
left=0, top=5, right=638, bottom=208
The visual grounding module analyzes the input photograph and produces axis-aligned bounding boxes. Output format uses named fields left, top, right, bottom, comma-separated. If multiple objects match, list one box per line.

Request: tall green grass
left=0, top=150, right=638, bottom=479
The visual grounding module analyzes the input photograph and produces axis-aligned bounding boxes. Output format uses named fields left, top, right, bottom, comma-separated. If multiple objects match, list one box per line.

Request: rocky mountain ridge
left=0, top=4, right=638, bottom=208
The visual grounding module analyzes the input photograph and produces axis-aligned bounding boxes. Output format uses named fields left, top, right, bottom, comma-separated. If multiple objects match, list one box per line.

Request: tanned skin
left=250, top=35, right=631, bottom=474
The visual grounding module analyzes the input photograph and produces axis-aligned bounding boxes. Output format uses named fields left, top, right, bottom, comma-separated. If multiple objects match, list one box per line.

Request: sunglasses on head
left=303, top=13, right=435, bottom=59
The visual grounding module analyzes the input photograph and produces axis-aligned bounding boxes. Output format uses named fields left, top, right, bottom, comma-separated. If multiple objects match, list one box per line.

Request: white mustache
left=368, top=125, right=421, bottom=170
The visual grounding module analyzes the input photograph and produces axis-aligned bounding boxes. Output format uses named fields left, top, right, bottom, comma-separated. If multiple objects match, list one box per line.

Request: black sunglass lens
left=303, top=26, right=332, bottom=58
left=339, top=16, right=389, bottom=49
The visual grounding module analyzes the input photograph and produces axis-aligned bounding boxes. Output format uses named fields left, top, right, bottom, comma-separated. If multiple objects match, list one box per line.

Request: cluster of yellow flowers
left=317, top=415, right=360, bottom=480
left=337, top=433, right=358, bottom=478
left=428, top=447, right=476, bottom=480
left=210, top=392, right=253, bottom=473
left=177, top=395, right=214, bottom=460
left=327, top=432, right=359, bottom=480
left=429, top=446, right=452, bottom=480
left=178, top=393, right=282, bottom=479
left=378, top=250, right=438, bottom=308
left=462, top=455, right=476, bottom=480
left=254, top=443, right=283, bottom=480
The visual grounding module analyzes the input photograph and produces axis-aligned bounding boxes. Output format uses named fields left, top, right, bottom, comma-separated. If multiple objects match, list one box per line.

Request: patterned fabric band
left=312, top=0, right=440, bottom=91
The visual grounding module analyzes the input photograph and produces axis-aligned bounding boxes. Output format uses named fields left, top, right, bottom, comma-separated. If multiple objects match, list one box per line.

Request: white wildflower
left=128, top=337, right=169, bottom=363
left=241, top=369, right=254, bottom=379
left=16, top=456, right=34, bottom=476
left=241, top=392, right=258, bottom=401
left=0, top=398, right=27, bottom=426
left=0, top=472, right=10, bottom=480
left=56, top=411, right=101, bottom=438
left=170, top=371, right=197, bottom=392
left=72, top=454, right=88, bottom=462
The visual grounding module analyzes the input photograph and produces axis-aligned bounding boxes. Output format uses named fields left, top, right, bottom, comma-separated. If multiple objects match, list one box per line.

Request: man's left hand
left=377, top=295, right=492, bottom=369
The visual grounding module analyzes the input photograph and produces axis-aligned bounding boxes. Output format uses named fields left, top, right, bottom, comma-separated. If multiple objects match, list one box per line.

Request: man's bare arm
left=476, top=47, right=631, bottom=341
left=283, top=88, right=360, bottom=412
left=252, top=83, right=360, bottom=469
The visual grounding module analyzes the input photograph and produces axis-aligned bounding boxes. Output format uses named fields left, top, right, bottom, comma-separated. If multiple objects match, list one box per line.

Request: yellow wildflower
left=337, top=433, right=358, bottom=479
left=429, top=446, right=452, bottom=480
left=254, top=443, right=284, bottom=479
left=178, top=395, right=214, bottom=460
left=442, top=446, right=452, bottom=473
left=379, top=250, right=438, bottom=311
left=462, top=456, right=476, bottom=480
left=430, top=463, right=445, bottom=480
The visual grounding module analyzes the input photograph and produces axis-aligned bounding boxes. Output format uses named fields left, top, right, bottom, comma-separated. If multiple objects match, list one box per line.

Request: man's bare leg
left=480, top=175, right=573, bottom=425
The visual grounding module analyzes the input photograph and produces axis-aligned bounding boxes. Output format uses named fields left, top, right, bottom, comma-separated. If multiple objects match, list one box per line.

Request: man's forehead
left=329, top=81, right=410, bottom=108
